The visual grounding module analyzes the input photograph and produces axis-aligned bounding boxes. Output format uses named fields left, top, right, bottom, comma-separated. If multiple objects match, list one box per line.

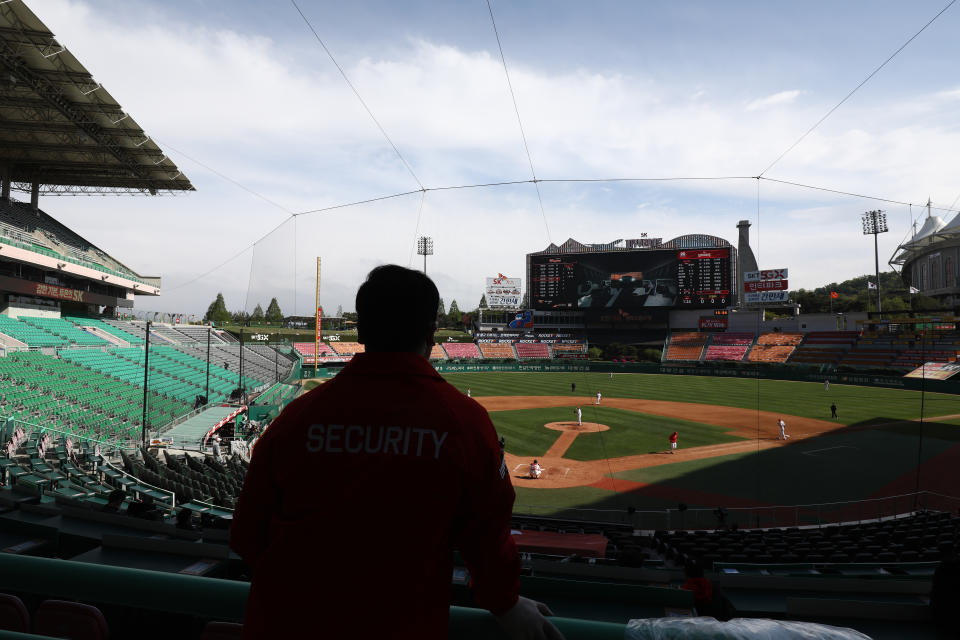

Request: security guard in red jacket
left=231, top=265, right=562, bottom=640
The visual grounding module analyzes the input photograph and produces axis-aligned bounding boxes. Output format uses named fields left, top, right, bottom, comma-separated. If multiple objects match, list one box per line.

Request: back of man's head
left=356, top=265, right=439, bottom=352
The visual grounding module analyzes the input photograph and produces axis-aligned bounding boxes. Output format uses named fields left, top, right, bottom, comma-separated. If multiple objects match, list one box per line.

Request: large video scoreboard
left=529, top=248, right=733, bottom=310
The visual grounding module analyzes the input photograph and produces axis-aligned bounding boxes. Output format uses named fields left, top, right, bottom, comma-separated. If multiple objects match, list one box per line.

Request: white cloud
left=746, top=90, right=804, bottom=111
left=21, top=2, right=960, bottom=315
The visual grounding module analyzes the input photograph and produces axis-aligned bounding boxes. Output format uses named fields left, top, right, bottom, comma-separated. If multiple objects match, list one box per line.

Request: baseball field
left=441, top=371, right=960, bottom=528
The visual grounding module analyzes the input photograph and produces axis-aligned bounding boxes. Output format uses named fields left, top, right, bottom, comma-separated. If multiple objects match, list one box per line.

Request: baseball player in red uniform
left=669, top=431, right=678, bottom=453
left=231, top=266, right=562, bottom=640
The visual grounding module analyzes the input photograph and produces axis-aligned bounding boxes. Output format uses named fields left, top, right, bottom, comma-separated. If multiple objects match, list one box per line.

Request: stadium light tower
left=862, top=210, right=888, bottom=314
left=417, top=236, right=434, bottom=275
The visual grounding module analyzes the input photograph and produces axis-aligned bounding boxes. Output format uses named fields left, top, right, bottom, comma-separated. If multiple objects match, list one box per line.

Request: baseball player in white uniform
left=596, top=391, right=602, bottom=405
left=824, top=380, right=830, bottom=391
left=575, top=406, right=582, bottom=426
left=778, top=419, right=789, bottom=440
left=466, top=388, right=471, bottom=398
left=530, top=460, right=542, bottom=479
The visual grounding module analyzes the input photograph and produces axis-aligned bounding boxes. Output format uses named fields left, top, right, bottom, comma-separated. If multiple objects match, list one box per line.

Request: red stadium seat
left=33, top=600, right=108, bottom=640
left=201, top=621, right=244, bottom=640
left=0, top=593, right=29, bottom=632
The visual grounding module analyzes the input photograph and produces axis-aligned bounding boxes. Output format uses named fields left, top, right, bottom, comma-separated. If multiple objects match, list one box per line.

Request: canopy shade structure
left=0, top=0, right=193, bottom=195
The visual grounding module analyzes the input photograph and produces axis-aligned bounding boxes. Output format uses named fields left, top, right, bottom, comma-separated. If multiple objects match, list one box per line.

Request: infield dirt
left=479, top=396, right=839, bottom=489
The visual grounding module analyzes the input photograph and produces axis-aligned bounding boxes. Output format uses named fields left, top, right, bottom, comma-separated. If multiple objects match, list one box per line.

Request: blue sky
left=23, top=0, right=960, bottom=316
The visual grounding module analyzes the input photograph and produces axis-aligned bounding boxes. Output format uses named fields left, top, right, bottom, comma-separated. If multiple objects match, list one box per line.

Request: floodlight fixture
left=417, top=236, right=434, bottom=274
left=861, top=210, right=889, bottom=314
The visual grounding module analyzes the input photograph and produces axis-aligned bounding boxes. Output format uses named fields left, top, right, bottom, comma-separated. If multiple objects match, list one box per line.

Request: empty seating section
left=478, top=343, right=516, bottom=359
left=127, top=447, right=248, bottom=509
left=20, top=317, right=108, bottom=346
left=704, top=345, right=748, bottom=361
left=551, top=343, right=586, bottom=356
left=748, top=345, right=795, bottom=363
left=0, top=351, right=188, bottom=442
left=172, top=345, right=284, bottom=386
left=63, top=316, right=144, bottom=345
left=789, top=331, right=858, bottom=366
left=0, top=200, right=144, bottom=283
left=515, top=343, right=550, bottom=359
left=443, top=342, right=481, bottom=359
left=665, top=332, right=708, bottom=360
left=148, top=324, right=188, bottom=344
left=704, top=332, right=753, bottom=360
left=173, top=325, right=227, bottom=343
left=293, top=342, right=336, bottom=358
left=429, top=344, right=447, bottom=360
left=748, top=332, right=802, bottom=363
left=655, top=511, right=958, bottom=568
left=102, top=319, right=147, bottom=342
left=756, top=332, right=803, bottom=346
left=0, top=315, right=67, bottom=347
left=254, top=382, right=297, bottom=406
left=710, top=332, right=754, bottom=345
left=60, top=347, right=246, bottom=406
left=330, top=342, right=365, bottom=355
left=665, top=344, right=704, bottom=360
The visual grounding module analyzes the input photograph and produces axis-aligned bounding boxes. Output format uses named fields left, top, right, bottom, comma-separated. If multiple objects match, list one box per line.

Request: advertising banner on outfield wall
left=744, top=291, right=790, bottom=303
left=486, top=275, right=522, bottom=308
left=904, top=361, right=960, bottom=380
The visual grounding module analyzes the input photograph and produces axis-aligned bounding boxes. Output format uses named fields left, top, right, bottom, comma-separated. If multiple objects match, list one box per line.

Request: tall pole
left=417, top=236, right=433, bottom=275
left=141, top=321, right=151, bottom=446
left=205, top=326, right=211, bottom=405
left=239, top=327, right=244, bottom=403
left=315, top=257, right=321, bottom=378
left=861, top=210, right=888, bottom=318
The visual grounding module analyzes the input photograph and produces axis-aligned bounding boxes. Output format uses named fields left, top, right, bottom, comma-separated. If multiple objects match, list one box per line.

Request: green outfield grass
left=488, top=406, right=743, bottom=460
left=444, top=371, right=959, bottom=424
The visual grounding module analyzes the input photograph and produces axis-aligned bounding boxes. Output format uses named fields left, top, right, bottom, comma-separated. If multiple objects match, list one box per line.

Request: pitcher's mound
left=544, top=421, right=610, bottom=433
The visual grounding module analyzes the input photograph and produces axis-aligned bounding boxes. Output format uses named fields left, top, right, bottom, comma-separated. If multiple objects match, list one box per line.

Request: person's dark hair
left=356, top=265, right=439, bottom=352
left=685, top=561, right=704, bottom=578
left=107, top=489, right=125, bottom=506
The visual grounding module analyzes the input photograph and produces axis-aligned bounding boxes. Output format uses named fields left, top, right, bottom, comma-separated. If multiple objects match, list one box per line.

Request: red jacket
left=669, top=432, right=678, bottom=443
left=231, top=352, right=519, bottom=639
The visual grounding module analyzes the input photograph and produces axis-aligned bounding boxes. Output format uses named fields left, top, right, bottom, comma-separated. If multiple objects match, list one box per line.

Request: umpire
left=232, top=265, right=562, bottom=640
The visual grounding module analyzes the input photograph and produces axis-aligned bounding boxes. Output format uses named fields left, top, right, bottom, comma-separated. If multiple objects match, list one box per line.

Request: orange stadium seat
left=670, top=332, right=708, bottom=345
left=551, top=343, right=586, bottom=354
left=666, top=344, right=704, bottom=360
left=748, top=345, right=796, bottom=362
left=756, top=332, right=803, bottom=346
left=478, top=343, right=516, bottom=359
left=330, top=342, right=365, bottom=355
left=429, top=344, right=447, bottom=360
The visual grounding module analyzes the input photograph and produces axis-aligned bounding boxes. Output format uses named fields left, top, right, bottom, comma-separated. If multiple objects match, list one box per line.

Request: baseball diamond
left=440, top=371, right=960, bottom=522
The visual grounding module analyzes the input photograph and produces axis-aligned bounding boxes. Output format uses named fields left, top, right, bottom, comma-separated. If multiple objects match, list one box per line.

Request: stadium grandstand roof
left=0, top=0, right=193, bottom=195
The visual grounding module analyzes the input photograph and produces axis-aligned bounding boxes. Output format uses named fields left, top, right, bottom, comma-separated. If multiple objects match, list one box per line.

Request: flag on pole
left=830, top=291, right=839, bottom=299
left=909, top=286, right=919, bottom=294
left=867, top=281, right=877, bottom=290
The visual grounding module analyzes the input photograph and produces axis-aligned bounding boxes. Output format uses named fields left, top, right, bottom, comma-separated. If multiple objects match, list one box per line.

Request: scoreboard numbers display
left=530, top=248, right=732, bottom=310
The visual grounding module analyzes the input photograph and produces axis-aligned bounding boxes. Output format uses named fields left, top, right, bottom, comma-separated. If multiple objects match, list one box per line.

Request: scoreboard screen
left=530, top=248, right=732, bottom=310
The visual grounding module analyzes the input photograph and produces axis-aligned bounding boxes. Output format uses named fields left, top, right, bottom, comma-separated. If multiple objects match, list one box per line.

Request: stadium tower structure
left=891, top=200, right=960, bottom=306
left=513, top=234, right=738, bottom=347
left=0, top=1, right=192, bottom=317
